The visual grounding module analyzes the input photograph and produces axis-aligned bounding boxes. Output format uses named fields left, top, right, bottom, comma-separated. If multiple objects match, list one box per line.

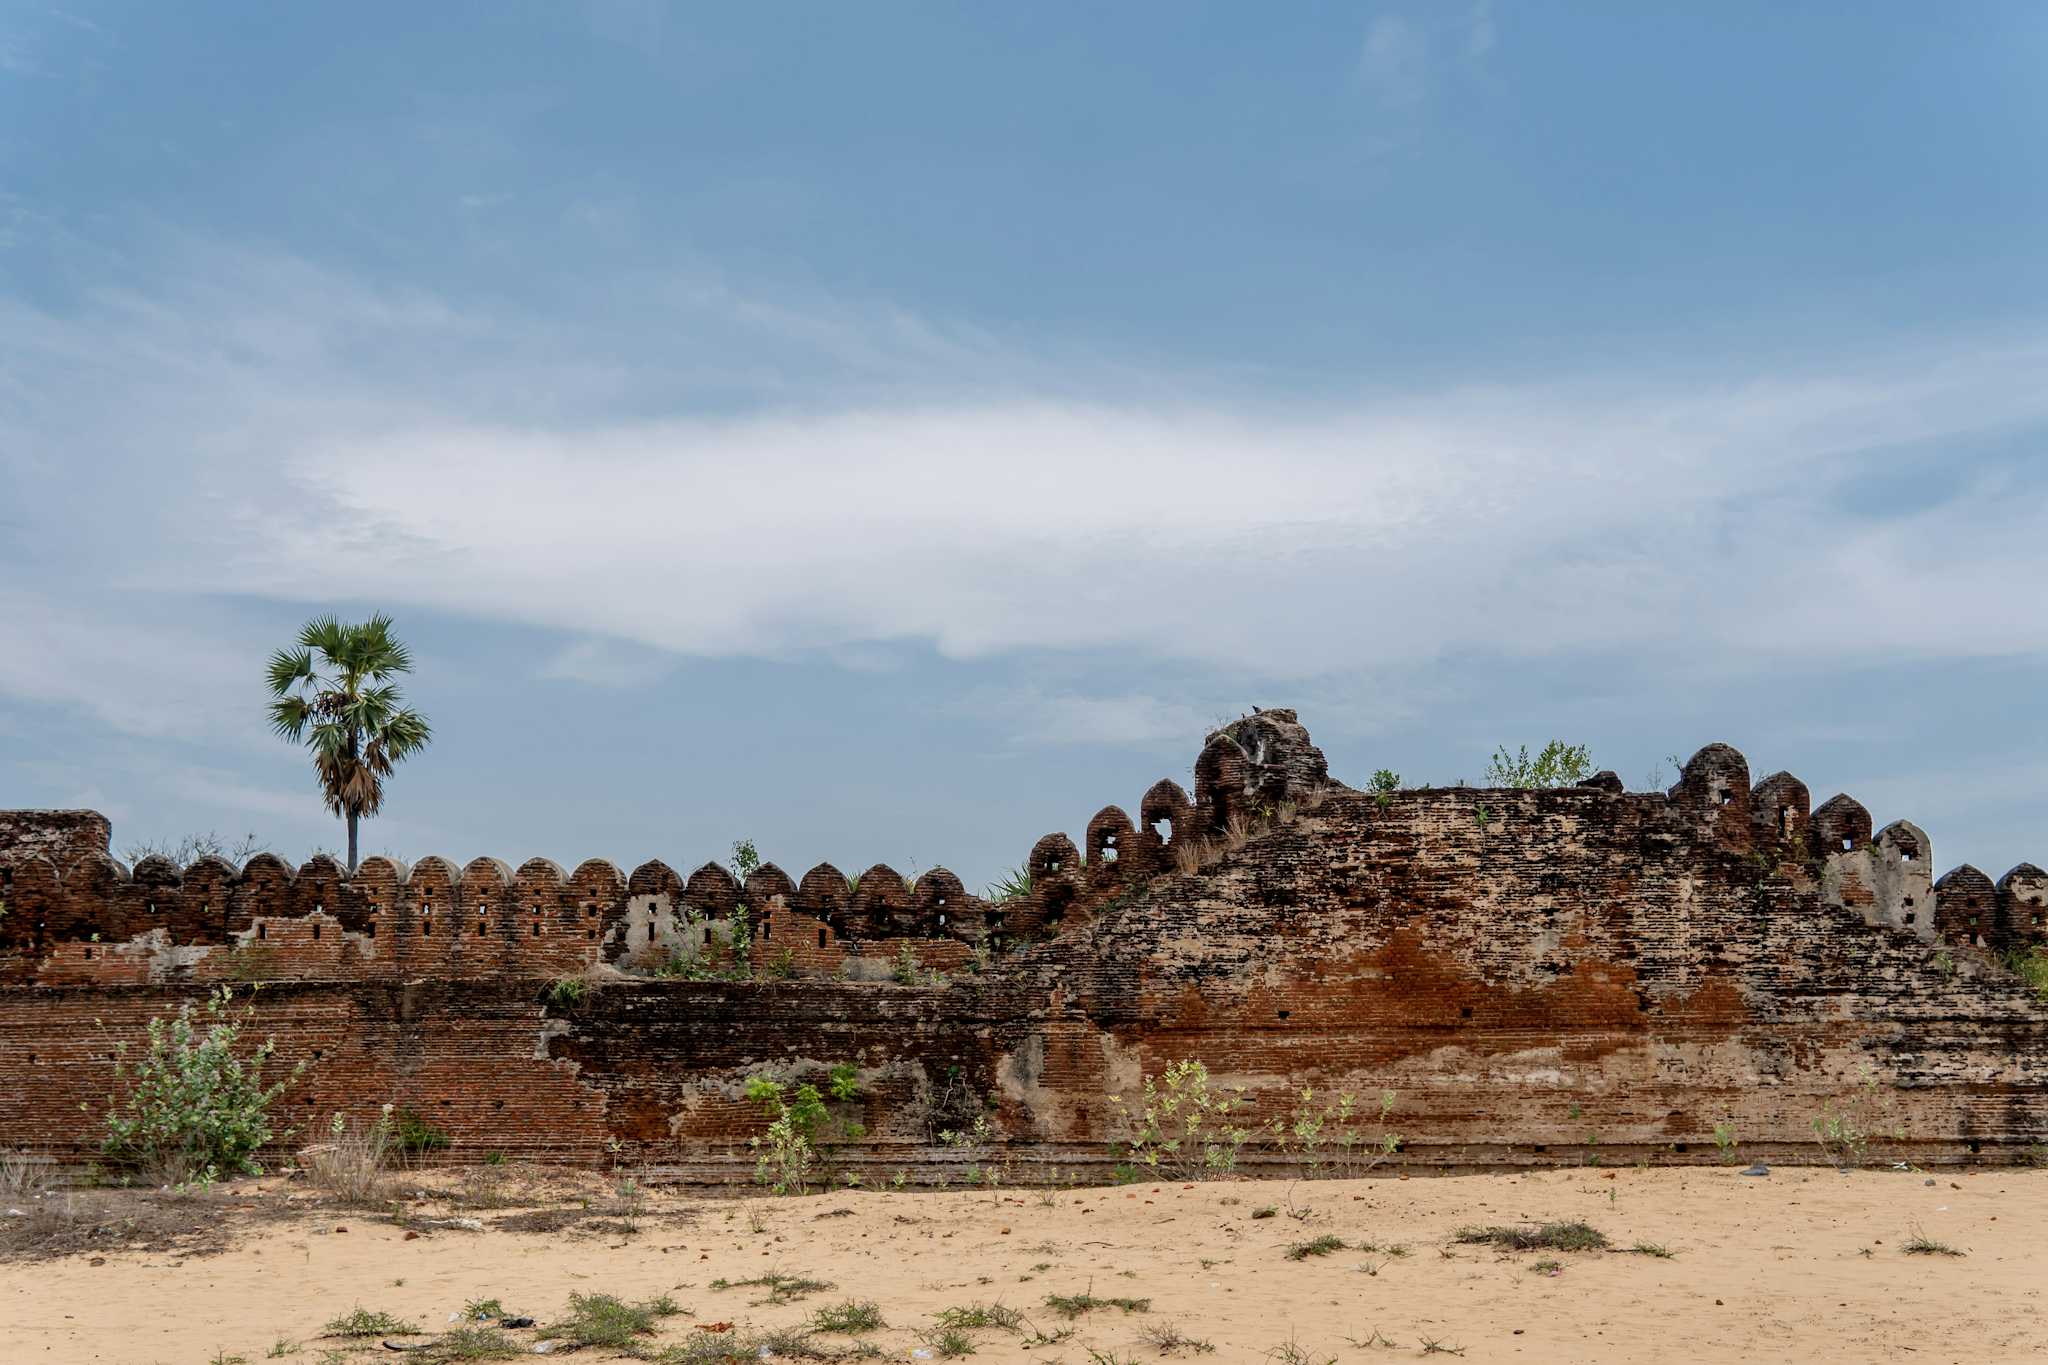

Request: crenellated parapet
left=3, top=722, right=2043, bottom=993
left=1652, top=743, right=2040, bottom=955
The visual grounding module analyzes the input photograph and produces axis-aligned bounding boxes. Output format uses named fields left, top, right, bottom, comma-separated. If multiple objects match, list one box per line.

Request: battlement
left=4, top=714, right=2043, bottom=1172
left=4, top=716, right=2038, bottom=987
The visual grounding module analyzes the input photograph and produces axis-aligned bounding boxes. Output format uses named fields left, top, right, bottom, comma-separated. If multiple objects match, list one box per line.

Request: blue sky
left=3, top=3, right=2046, bottom=888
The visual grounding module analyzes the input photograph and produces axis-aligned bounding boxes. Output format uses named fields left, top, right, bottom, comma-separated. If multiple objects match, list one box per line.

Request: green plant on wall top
left=1486, top=742, right=1594, bottom=789
left=265, top=614, right=432, bottom=873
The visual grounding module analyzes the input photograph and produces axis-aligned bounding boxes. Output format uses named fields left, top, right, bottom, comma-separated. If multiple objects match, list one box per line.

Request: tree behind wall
left=265, top=614, right=432, bottom=873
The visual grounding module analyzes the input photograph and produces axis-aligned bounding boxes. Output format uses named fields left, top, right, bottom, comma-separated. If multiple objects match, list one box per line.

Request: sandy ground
left=5, top=1165, right=2044, bottom=1365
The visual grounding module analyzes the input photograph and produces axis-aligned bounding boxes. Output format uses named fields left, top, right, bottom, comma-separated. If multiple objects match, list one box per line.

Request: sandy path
left=6, top=1168, right=2044, bottom=1364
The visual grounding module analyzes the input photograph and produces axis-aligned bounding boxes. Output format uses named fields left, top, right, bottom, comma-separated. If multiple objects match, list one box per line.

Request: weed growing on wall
left=746, top=1064, right=868, bottom=1194
left=1812, top=1067, right=1902, bottom=1170
left=100, top=986, right=304, bottom=1185
left=1486, top=742, right=1594, bottom=788
left=1108, top=1059, right=1250, bottom=1180
left=984, top=866, right=1033, bottom=902
left=746, top=1075, right=825, bottom=1194
left=2003, top=946, right=2048, bottom=1001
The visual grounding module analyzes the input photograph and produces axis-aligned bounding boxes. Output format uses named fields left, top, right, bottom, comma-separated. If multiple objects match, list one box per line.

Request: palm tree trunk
left=347, top=810, right=359, bottom=874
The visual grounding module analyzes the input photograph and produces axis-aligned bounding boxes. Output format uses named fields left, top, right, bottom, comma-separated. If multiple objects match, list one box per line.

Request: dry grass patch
left=1452, top=1221, right=1608, bottom=1252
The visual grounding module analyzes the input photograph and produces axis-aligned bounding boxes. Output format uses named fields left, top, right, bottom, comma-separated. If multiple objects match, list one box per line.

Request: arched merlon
left=1751, top=771, right=1811, bottom=848
left=1139, top=779, right=1192, bottom=854
left=1811, top=794, right=1872, bottom=856
left=625, top=858, right=679, bottom=899
left=683, top=862, right=739, bottom=918
left=1087, top=805, right=1136, bottom=885
left=2001, top=863, right=2048, bottom=948
left=1934, top=864, right=1997, bottom=947
left=745, top=862, right=796, bottom=908
left=1667, top=743, right=1752, bottom=852
left=1873, top=820, right=1934, bottom=941
left=796, top=863, right=850, bottom=924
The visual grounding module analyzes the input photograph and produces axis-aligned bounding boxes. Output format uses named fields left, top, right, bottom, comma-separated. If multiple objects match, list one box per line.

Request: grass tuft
left=811, top=1298, right=885, bottom=1334
left=710, top=1270, right=833, bottom=1304
left=1043, top=1290, right=1151, bottom=1318
left=544, top=1292, right=681, bottom=1348
left=1452, top=1221, right=1608, bottom=1252
left=427, top=1327, right=524, bottom=1361
left=934, top=1302, right=1027, bottom=1332
left=322, top=1306, right=418, bottom=1338
left=1285, top=1234, right=1347, bottom=1260
left=921, top=1328, right=977, bottom=1358
left=1139, top=1320, right=1217, bottom=1355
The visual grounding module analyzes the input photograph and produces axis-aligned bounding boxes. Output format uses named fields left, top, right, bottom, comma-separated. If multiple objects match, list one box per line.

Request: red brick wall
left=4, top=727, right=2046, bottom=1175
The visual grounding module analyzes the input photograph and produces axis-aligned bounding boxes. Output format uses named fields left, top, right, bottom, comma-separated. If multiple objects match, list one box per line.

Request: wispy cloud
left=5, top=240, right=2048, bottom=730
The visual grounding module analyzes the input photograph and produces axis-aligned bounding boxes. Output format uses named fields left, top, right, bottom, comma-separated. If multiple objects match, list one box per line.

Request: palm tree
left=265, top=614, right=432, bottom=873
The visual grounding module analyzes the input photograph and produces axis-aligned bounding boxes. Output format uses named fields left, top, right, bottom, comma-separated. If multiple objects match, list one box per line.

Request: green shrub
left=1486, top=742, right=1594, bottom=789
left=1267, top=1086, right=1400, bottom=1177
left=746, top=1075, right=829, bottom=1194
left=101, top=986, right=303, bottom=1184
left=1107, top=1059, right=1249, bottom=1180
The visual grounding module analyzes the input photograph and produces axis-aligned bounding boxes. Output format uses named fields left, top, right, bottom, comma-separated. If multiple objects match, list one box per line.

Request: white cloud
left=4, top=242, right=2048, bottom=725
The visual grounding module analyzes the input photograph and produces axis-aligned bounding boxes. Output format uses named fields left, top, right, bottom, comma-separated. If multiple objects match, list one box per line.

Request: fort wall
left=3, top=709, right=2044, bottom=1175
